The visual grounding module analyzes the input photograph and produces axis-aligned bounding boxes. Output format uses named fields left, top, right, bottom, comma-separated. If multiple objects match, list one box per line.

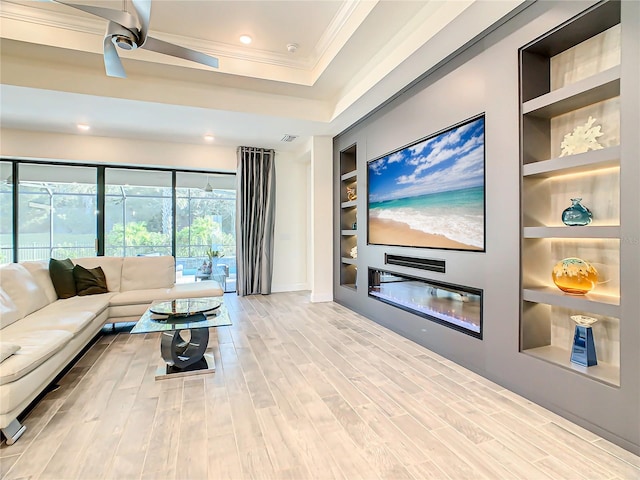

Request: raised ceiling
left=0, top=0, right=525, bottom=151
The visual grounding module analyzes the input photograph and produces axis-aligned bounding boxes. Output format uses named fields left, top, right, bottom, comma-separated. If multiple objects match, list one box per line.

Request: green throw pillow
left=73, top=265, right=108, bottom=296
left=49, top=258, right=77, bottom=299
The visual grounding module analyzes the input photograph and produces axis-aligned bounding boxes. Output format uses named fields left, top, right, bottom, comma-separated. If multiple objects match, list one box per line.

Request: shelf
left=341, top=257, right=357, bottom=265
left=523, top=287, right=620, bottom=316
left=522, top=146, right=620, bottom=177
left=523, top=226, right=620, bottom=238
left=523, top=66, right=620, bottom=118
left=523, top=345, right=620, bottom=387
left=341, top=170, right=357, bottom=181
left=341, top=200, right=357, bottom=209
left=341, top=230, right=357, bottom=236
left=340, top=283, right=357, bottom=292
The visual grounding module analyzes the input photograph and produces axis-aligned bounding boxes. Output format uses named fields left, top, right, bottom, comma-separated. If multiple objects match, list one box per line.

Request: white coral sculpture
left=349, top=245, right=357, bottom=259
left=559, top=116, right=604, bottom=157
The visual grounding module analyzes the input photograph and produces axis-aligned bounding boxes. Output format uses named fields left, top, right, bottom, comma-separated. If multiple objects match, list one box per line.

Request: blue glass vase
left=562, top=198, right=592, bottom=226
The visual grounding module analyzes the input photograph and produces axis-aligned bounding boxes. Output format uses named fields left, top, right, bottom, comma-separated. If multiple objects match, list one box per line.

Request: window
left=17, top=164, right=97, bottom=261
left=175, top=172, right=236, bottom=291
left=3, top=161, right=236, bottom=291
left=105, top=169, right=172, bottom=257
left=0, top=162, right=13, bottom=263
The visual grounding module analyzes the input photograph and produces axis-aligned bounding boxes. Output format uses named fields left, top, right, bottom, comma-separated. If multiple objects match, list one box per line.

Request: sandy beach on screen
left=369, top=217, right=481, bottom=250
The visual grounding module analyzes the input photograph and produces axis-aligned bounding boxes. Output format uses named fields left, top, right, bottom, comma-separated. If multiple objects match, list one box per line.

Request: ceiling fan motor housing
left=113, top=34, right=137, bottom=50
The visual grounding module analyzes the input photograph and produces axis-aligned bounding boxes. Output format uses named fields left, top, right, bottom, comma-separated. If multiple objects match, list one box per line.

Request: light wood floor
left=1, top=292, right=639, bottom=479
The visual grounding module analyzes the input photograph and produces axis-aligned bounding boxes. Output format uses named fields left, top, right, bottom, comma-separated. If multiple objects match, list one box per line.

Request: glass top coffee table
left=131, top=297, right=231, bottom=380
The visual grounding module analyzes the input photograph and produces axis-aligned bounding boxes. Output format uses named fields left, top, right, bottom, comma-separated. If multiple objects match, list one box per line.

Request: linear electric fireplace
left=368, top=268, right=483, bottom=338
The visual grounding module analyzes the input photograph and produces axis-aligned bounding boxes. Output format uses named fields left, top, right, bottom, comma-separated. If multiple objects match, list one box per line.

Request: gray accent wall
left=333, top=0, right=639, bottom=454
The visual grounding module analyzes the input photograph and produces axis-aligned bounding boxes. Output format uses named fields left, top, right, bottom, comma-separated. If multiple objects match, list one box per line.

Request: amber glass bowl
left=551, top=257, right=598, bottom=295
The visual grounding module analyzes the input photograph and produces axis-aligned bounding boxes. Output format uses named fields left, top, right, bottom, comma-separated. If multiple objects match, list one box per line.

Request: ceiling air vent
left=281, top=134, right=298, bottom=142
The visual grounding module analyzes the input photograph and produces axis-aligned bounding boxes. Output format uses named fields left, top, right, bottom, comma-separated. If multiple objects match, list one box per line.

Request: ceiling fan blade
left=142, top=36, right=219, bottom=69
left=104, top=36, right=126, bottom=78
left=54, top=1, right=138, bottom=32
left=131, top=0, right=151, bottom=46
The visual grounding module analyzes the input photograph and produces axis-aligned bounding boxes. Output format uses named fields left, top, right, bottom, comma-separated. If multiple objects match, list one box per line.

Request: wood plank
left=479, top=439, right=554, bottom=480
left=174, top=399, right=209, bottom=480
left=207, top=433, right=244, bottom=480
left=141, top=405, right=181, bottom=478
left=540, top=422, right=640, bottom=479
left=492, top=411, right=617, bottom=479
left=323, top=395, right=413, bottom=479
left=389, top=414, right=480, bottom=480
left=431, top=427, right=513, bottom=479
left=355, top=403, right=426, bottom=466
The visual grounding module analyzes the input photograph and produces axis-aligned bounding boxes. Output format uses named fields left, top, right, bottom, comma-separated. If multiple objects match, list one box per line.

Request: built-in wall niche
left=368, top=268, right=482, bottom=339
left=521, top=301, right=620, bottom=386
left=339, top=143, right=358, bottom=291
left=522, top=238, right=620, bottom=299
left=519, top=0, right=624, bottom=389
left=523, top=166, right=620, bottom=227
left=521, top=15, right=621, bottom=165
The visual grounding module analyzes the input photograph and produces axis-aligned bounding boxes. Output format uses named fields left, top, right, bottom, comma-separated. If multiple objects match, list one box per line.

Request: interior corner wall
left=333, top=0, right=639, bottom=454
left=310, top=136, right=333, bottom=302
left=272, top=150, right=310, bottom=293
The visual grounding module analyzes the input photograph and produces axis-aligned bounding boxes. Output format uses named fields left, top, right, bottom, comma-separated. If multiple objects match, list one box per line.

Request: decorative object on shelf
left=551, top=257, right=598, bottom=295
left=346, top=186, right=357, bottom=201
left=352, top=221, right=357, bottom=230
left=559, top=116, right=604, bottom=157
left=562, top=198, right=593, bottom=226
left=349, top=246, right=357, bottom=259
left=570, top=315, right=598, bottom=367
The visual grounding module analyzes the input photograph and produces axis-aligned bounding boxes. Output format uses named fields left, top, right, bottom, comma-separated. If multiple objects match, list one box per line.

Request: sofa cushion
left=10, top=293, right=113, bottom=336
left=0, top=263, right=49, bottom=319
left=110, top=281, right=223, bottom=307
left=109, top=288, right=174, bottom=306
left=73, top=265, right=108, bottom=296
left=121, top=256, right=175, bottom=291
left=49, top=258, right=77, bottom=299
left=0, top=288, right=21, bottom=329
left=0, top=330, right=72, bottom=385
left=21, top=260, right=58, bottom=304
left=73, top=257, right=123, bottom=292
left=0, top=343, right=20, bottom=363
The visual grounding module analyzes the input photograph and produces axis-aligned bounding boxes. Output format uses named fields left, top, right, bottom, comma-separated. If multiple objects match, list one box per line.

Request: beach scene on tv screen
left=368, top=116, right=485, bottom=251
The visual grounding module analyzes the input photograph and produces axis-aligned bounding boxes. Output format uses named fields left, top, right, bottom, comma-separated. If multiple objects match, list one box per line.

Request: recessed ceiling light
left=239, top=35, right=252, bottom=45
left=77, top=123, right=90, bottom=131
left=204, top=134, right=215, bottom=142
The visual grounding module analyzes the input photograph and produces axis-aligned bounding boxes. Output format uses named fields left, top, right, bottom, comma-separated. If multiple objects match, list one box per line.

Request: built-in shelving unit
left=519, top=0, right=621, bottom=386
left=339, top=144, right=358, bottom=290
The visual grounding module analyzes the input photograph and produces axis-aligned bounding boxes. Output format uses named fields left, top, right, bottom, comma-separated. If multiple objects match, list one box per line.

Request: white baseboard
left=271, top=282, right=309, bottom=293
left=310, top=292, right=333, bottom=303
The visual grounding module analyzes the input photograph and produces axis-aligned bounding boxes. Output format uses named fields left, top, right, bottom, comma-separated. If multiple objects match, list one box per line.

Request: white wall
left=2, top=128, right=312, bottom=294
left=310, top=136, right=333, bottom=302
left=0, top=128, right=237, bottom=171
left=271, top=150, right=310, bottom=292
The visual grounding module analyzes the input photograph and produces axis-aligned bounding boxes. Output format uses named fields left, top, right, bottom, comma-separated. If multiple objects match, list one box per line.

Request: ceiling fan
left=50, top=0, right=219, bottom=78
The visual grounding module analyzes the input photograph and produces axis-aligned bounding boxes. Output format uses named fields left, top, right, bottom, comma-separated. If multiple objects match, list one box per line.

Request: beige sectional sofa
left=0, top=255, right=223, bottom=445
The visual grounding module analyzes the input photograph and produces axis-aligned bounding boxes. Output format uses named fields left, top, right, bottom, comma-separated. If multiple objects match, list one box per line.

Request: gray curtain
left=236, top=146, right=276, bottom=296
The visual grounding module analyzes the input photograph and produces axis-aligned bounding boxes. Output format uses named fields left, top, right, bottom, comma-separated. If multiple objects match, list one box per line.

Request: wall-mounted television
left=367, top=115, right=485, bottom=251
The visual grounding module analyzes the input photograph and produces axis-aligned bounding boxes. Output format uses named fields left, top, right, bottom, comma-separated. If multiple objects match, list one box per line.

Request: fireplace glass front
left=368, top=268, right=482, bottom=338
